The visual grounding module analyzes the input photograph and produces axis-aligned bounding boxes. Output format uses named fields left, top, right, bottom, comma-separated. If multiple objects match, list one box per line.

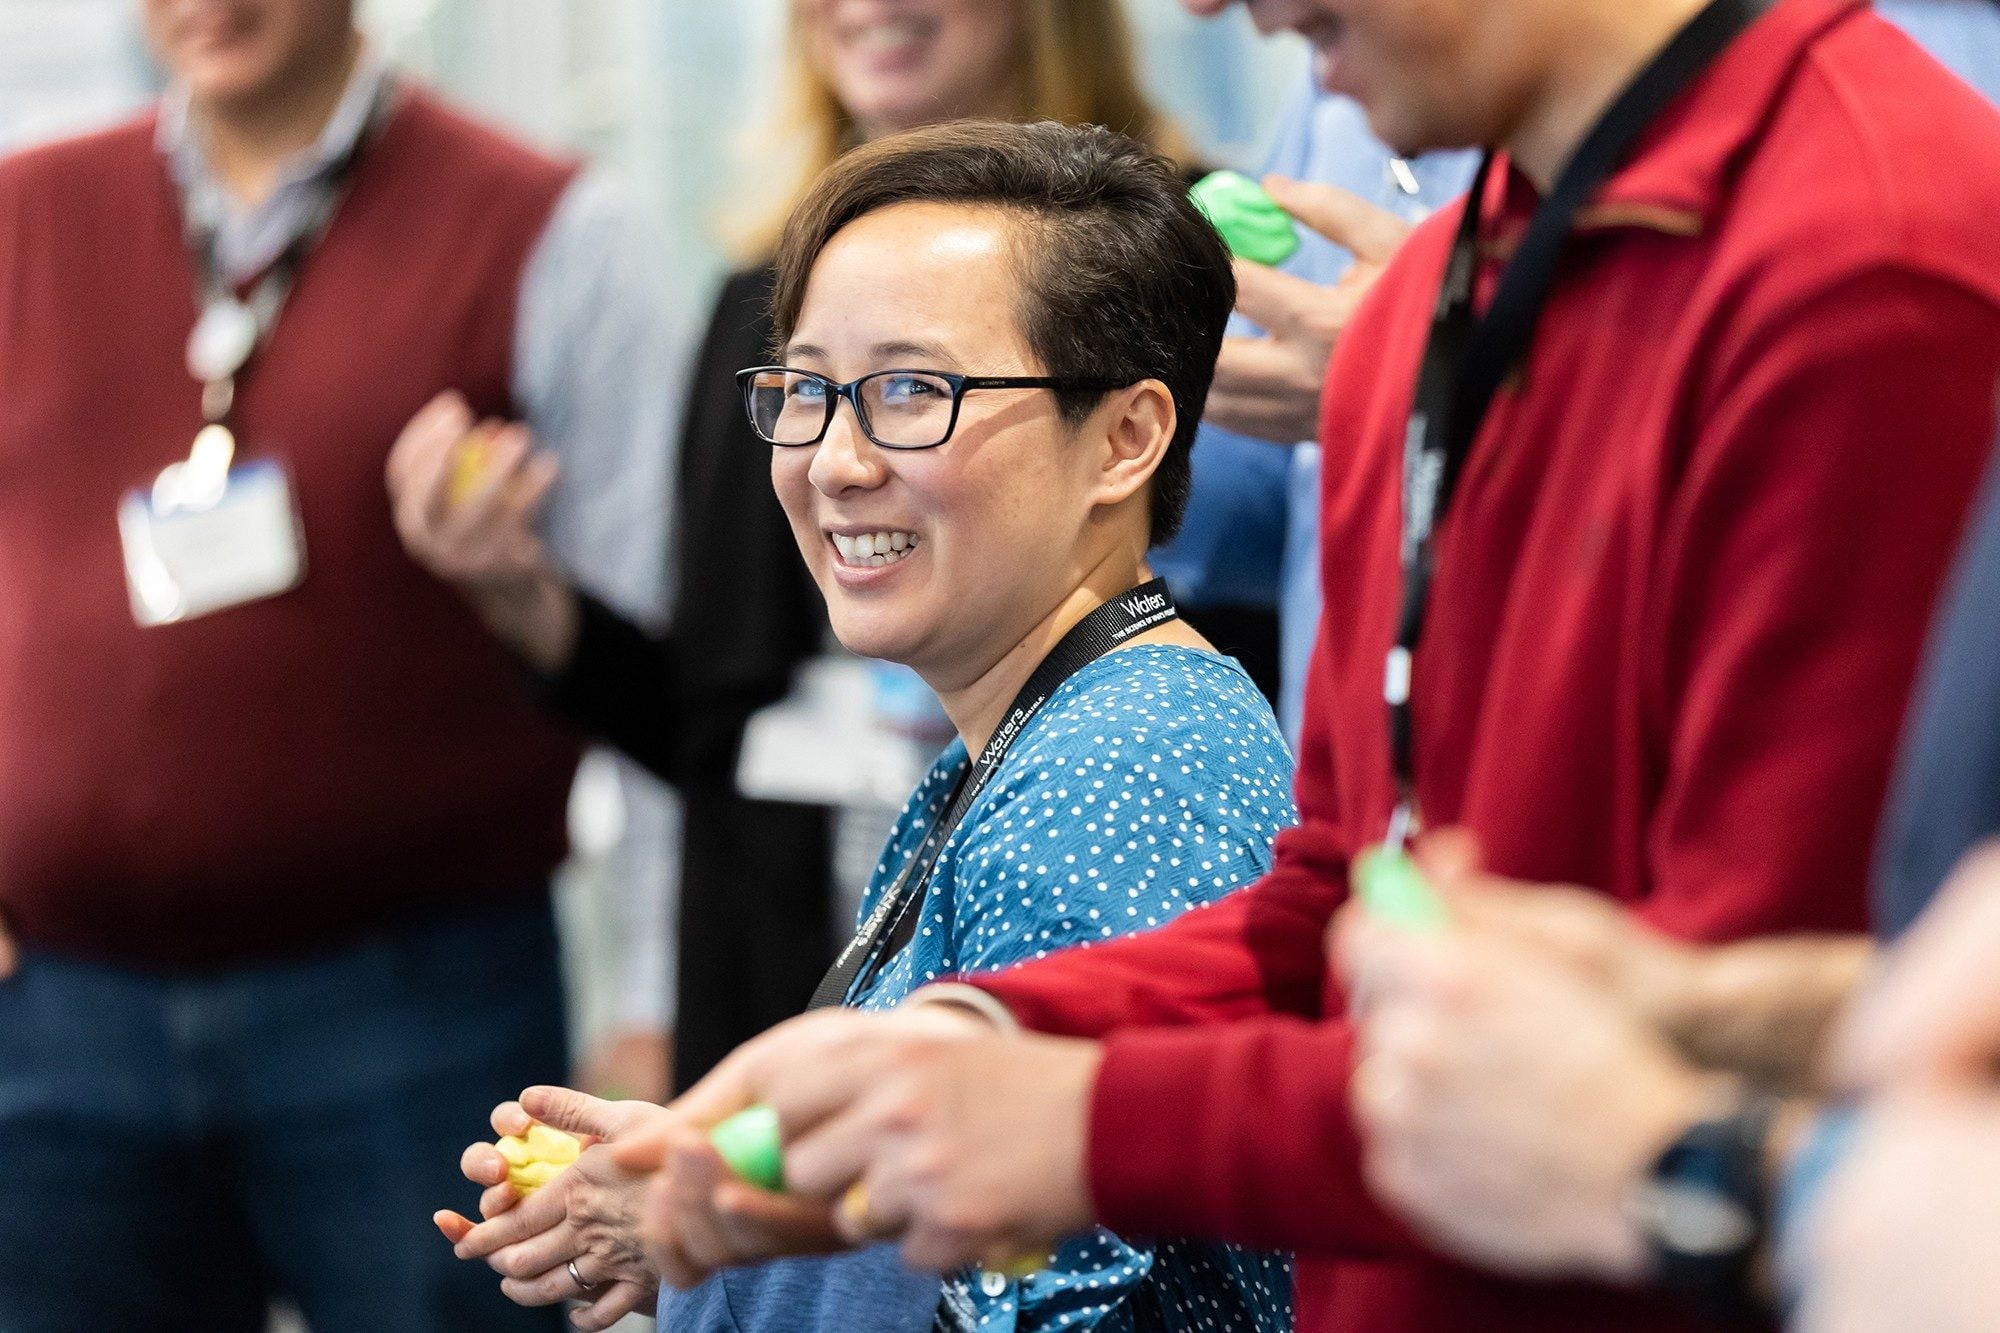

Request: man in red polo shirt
left=552, top=0, right=2000, bottom=1328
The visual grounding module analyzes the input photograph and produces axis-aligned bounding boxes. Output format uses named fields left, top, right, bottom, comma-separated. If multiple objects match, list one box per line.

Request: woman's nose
left=807, top=401, right=888, bottom=495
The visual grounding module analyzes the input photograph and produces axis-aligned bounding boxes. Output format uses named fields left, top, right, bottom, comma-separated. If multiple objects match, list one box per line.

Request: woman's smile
left=825, top=524, right=925, bottom=587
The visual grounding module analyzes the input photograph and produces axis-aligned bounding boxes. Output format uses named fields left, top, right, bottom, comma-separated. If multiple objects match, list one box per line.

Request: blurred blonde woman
left=386, top=0, right=1197, bottom=1098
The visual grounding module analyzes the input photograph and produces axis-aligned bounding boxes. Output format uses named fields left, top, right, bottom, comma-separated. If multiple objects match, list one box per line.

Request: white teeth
left=855, top=18, right=929, bottom=53
left=830, top=530, right=920, bottom=569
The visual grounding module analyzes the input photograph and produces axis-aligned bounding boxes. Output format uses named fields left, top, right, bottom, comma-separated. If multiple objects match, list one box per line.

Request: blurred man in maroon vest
left=0, top=1, right=679, bottom=1328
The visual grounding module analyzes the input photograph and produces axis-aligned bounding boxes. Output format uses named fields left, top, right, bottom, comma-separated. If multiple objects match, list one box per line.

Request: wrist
left=1591, top=1062, right=1725, bottom=1282
left=905, top=983, right=1021, bottom=1036
left=466, top=566, right=580, bottom=674
left=1626, top=1079, right=1783, bottom=1321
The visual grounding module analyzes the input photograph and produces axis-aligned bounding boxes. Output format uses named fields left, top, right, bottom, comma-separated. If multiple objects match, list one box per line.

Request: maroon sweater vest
left=0, top=91, right=587, bottom=967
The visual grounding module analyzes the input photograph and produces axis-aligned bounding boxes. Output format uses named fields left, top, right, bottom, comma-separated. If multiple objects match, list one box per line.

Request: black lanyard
left=179, top=78, right=391, bottom=431
left=1385, top=0, right=1764, bottom=839
left=808, top=580, right=1182, bottom=1010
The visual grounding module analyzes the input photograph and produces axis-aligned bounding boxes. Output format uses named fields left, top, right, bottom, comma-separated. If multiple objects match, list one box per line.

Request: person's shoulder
left=1008, top=645, right=1293, bottom=782
left=1737, top=10, right=2000, bottom=300
left=386, top=82, right=579, bottom=196
left=0, top=110, right=157, bottom=202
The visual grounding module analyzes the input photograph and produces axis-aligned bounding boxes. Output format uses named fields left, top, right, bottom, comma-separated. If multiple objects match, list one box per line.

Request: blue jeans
left=0, top=892, right=569, bottom=1333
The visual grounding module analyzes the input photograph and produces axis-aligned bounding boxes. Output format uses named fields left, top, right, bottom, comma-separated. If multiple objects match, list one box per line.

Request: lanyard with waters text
left=1383, top=0, right=1764, bottom=848
left=808, top=580, right=1181, bottom=1010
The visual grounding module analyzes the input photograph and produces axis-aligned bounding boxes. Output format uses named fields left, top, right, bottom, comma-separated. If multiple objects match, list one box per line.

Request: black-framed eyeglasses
left=736, top=366, right=1131, bottom=451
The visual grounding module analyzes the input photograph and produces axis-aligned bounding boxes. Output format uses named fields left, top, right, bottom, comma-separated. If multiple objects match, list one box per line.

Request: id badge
left=117, top=457, right=306, bottom=626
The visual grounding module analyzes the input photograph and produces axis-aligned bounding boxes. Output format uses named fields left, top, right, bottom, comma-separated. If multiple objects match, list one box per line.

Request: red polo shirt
left=970, top=2, right=2000, bottom=1329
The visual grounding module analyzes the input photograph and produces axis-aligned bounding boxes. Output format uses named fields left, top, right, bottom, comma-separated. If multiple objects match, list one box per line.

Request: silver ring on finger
left=568, top=1259, right=603, bottom=1298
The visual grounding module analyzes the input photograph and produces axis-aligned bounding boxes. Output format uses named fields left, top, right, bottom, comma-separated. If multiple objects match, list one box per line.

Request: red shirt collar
left=1479, top=0, right=1868, bottom=247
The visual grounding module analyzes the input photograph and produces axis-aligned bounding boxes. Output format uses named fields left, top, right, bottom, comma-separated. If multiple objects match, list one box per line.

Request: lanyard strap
left=179, top=79, right=393, bottom=425
left=808, top=580, right=1181, bottom=1010
left=1386, top=0, right=1765, bottom=824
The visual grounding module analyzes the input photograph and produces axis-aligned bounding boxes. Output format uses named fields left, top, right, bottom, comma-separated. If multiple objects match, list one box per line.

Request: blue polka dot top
left=853, top=644, right=1299, bottom=1333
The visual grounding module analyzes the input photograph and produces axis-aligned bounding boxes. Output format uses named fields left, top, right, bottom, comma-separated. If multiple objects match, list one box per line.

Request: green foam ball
left=710, top=1104, right=785, bottom=1192
left=1354, top=848, right=1449, bottom=935
left=1190, top=170, right=1301, bottom=267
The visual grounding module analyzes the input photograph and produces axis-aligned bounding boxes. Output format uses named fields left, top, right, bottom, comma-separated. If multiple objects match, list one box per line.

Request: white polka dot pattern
left=850, top=645, right=1298, bottom=1333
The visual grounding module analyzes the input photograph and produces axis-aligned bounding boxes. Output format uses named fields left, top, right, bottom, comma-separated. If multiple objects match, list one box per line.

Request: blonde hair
left=724, top=0, right=1193, bottom=263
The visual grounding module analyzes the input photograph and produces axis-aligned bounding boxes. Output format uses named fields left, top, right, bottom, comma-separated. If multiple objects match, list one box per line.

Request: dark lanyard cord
left=808, top=581, right=1182, bottom=1010
left=178, top=79, right=391, bottom=426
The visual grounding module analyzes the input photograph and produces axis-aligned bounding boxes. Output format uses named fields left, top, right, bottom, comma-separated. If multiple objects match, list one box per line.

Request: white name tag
left=117, top=458, right=306, bottom=626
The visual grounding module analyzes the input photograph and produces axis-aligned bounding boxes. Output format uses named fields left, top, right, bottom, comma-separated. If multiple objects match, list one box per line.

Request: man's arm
left=1314, top=266, right=2000, bottom=1275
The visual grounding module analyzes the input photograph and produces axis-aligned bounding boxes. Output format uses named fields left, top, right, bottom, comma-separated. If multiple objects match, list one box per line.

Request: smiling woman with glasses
left=438, top=120, right=1298, bottom=1332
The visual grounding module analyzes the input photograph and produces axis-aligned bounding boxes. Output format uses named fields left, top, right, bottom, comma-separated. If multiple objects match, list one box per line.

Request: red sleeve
left=969, top=622, right=1421, bottom=1256
left=975, top=265, right=2000, bottom=1262
left=1637, top=266, right=2000, bottom=941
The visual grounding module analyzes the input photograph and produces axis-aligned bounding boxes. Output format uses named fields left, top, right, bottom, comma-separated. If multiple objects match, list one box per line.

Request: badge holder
left=117, top=298, right=306, bottom=627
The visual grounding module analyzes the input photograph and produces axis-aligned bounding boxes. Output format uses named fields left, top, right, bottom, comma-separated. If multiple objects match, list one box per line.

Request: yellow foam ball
left=495, top=1125, right=582, bottom=1195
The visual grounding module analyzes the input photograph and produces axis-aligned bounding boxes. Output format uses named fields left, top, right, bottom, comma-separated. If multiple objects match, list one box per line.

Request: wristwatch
left=1630, top=1088, right=1780, bottom=1325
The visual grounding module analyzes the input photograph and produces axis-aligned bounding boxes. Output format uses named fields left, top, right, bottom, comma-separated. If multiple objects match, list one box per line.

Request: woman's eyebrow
left=782, top=342, right=828, bottom=363
left=871, top=339, right=961, bottom=367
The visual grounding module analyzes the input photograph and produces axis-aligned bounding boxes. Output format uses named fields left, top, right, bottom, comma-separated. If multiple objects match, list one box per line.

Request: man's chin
left=183, top=61, right=284, bottom=107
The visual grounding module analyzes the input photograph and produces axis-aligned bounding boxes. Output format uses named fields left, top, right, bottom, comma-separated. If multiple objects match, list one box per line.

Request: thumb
left=519, top=1085, right=623, bottom=1138
left=1263, top=175, right=1411, bottom=265
left=0, top=909, right=16, bottom=979
left=1414, top=827, right=1486, bottom=889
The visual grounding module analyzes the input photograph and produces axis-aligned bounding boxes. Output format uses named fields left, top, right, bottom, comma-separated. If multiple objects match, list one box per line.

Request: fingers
left=1835, top=840, right=2000, bottom=1087
left=1230, top=257, right=1343, bottom=338
left=498, top=1266, right=583, bottom=1309
left=573, top=1280, right=652, bottom=1332
left=780, top=1095, right=894, bottom=1202
left=492, top=1101, right=534, bottom=1138
left=453, top=1177, right=568, bottom=1260
left=481, top=1181, right=521, bottom=1220
left=393, top=404, right=480, bottom=540
left=464, top=1140, right=509, bottom=1188
left=664, top=1137, right=736, bottom=1273
left=667, top=1045, right=764, bottom=1129
left=386, top=390, right=471, bottom=494
left=434, top=1210, right=475, bottom=1245
left=610, top=1126, right=671, bottom=1174
left=1263, top=174, right=1411, bottom=264
left=712, top=1179, right=848, bottom=1257
left=520, top=1085, right=622, bottom=1139
left=480, top=1222, right=584, bottom=1285
left=1205, top=335, right=1326, bottom=444
left=642, top=1170, right=708, bottom=1291
left=1414, top=827, right=1486, bottom=887
left=0, top=908, right=15, bottom=980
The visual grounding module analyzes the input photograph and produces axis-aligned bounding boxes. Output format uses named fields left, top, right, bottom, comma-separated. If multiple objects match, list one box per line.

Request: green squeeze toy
left=710, top=1104, right=785, bottom=1192
left=1189, top=170, right=1301, bottom=267
left=1353, top=846, right=1450, bottom=935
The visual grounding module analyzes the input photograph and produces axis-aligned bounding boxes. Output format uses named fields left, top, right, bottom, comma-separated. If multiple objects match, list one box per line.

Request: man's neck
left=932, top=551, right=1157, bottom=758
left=1503, top=0, right=1711, bottom=191
left=199, top=30, right=365, bottom=208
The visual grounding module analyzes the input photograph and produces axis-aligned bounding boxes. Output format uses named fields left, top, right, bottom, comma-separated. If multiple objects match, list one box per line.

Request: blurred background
left=1, top=0, right=1304, bottom=328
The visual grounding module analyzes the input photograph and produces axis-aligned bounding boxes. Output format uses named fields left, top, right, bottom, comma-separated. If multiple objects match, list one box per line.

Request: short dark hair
left=769, top=120, right=1235, bottom=545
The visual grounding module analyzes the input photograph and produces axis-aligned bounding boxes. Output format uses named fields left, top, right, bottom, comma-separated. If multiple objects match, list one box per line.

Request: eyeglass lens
left=746, top=370, right=958, bottom=448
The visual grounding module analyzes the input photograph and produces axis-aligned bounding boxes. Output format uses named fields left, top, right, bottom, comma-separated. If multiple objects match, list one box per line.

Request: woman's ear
left=1091, top=379, right=1177, bottom=512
